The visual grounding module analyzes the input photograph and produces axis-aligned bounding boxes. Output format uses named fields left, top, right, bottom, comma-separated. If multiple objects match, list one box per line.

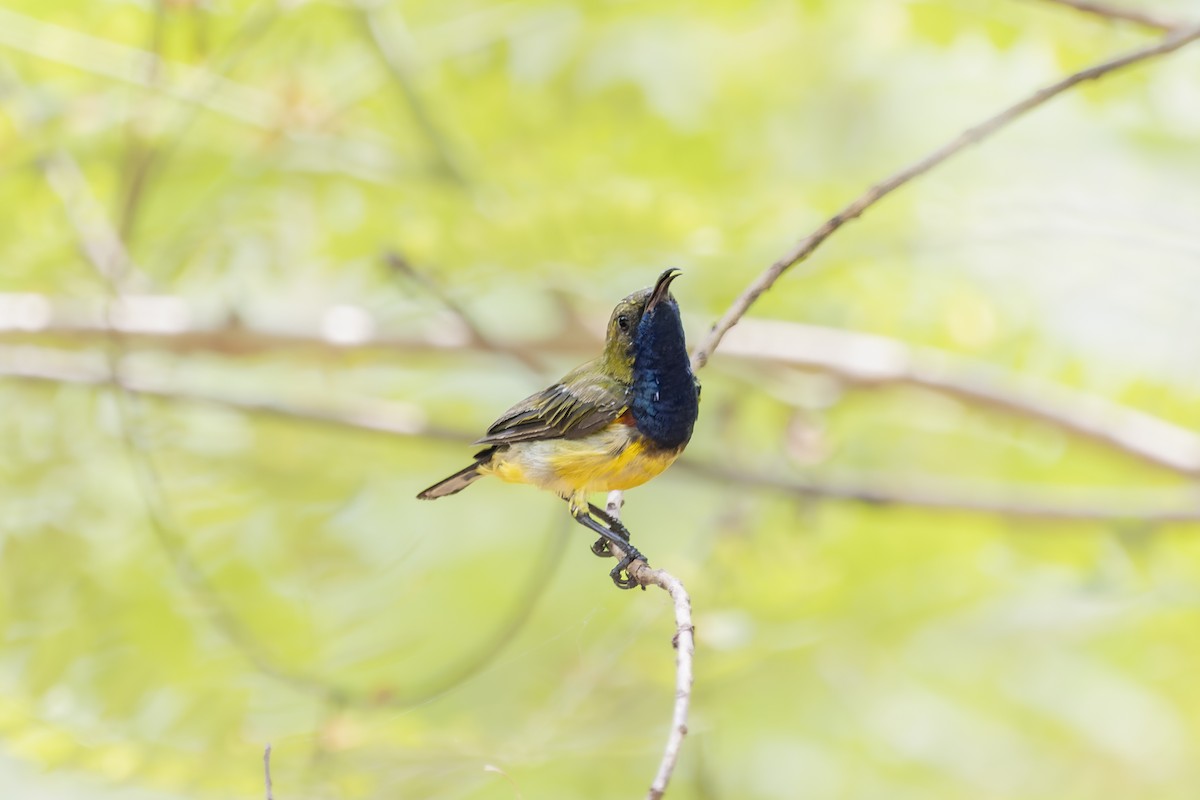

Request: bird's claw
left=590, top=537, right=612, bottom=558
left=609, top=552, right=647, bottom=590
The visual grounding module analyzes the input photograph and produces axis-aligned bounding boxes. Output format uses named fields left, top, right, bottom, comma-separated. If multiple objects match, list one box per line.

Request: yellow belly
left=481, top=424, right=681, bottom=497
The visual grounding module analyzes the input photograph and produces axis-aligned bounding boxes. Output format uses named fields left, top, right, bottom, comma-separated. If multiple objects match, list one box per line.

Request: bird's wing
left=475, top=361, right=628, bottom=445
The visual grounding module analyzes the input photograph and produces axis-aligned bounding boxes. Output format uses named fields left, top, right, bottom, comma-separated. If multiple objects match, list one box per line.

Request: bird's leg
left=571, top=511, right=647, bottom=590
left=567, top=497, right=648, bottom=590
left=587, top=502, right=632, bottom=558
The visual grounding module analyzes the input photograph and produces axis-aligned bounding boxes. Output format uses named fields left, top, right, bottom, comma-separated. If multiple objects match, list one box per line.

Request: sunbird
left=418, top=268, right=700, bottom=588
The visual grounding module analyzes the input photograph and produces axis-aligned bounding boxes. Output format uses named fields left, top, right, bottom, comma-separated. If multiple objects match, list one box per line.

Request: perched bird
left=417, top=268, right=700, bottom=588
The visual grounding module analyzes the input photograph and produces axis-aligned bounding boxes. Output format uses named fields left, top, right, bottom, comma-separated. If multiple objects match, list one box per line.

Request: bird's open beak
left=646, top=268, right=682, bottom=312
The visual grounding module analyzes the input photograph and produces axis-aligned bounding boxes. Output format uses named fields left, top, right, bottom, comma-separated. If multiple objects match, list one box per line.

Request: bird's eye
left=617, top=315, right=630, bottom=332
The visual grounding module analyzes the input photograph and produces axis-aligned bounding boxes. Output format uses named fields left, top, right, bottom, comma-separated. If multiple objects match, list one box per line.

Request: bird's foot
left=609, top=548, right=649, bottom=591
left=590, top=536, right=612, bottom=558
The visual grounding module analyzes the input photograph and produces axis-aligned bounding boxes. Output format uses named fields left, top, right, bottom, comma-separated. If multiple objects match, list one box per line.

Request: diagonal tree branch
left=383, top=249, right=547, bottom=374
left=689, top=22, right=1200, bottom=372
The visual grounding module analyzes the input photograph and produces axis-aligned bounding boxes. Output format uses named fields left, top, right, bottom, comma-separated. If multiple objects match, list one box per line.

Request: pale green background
left=2, top=1, right=1199, bottom=798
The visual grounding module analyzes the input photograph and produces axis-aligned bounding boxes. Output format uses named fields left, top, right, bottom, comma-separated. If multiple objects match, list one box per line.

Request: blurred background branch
left=1036, top=0, right=1188, bottom=31
left=263, top=744, right=274, bottom=800
left=383, top=249, right=548, bottom=373
left=358, top=1, right=469, bottom=185
left=5, top=300, right=1196, bottom=475
left=24, top=93, right=567, bottom=718
left=6, top=349, right=1198, bottom=522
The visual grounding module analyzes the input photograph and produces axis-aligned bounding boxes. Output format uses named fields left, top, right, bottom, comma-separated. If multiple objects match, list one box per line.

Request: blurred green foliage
left=2, top=0, right=1200, bottom=798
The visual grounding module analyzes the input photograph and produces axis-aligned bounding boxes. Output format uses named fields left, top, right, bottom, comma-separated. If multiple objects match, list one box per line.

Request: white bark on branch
left=6, top=307, right=1200, bottom=477
left=719, top=320, right=1200, bottom=476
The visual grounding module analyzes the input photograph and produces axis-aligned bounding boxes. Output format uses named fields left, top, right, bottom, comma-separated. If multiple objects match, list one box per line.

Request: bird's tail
left=417, top=456, right=489, bottom=500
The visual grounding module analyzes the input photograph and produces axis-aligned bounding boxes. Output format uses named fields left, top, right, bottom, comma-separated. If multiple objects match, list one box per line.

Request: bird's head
left=601, top=268, right=683, bottom=382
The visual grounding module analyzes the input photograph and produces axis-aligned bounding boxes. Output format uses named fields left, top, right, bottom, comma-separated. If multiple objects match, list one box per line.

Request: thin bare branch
left=689, top=23, right=1200, bottom=372
left=38, top=153, right=144, bottom=286
left=676, top=461, right=1200, bottom=523
left=384, top=250, right=547, bottom=374
left=483, top=764, right=526, bottom=800
left=0, top=306, right=577, bottom=362
left=0, top=345, right=460, bottom=439
left=601, top=492, right=694, bottom=800
left=357, top=2, right=468, bottom=185
left=114, top=0, right=169, bottom=245
left=264, top=744, right=275, bottom=800
left=1035, top=0, right=1185, bottom=31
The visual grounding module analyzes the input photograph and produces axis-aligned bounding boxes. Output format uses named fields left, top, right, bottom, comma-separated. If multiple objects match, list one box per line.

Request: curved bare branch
left=689, top=24, right=1200, bottom=372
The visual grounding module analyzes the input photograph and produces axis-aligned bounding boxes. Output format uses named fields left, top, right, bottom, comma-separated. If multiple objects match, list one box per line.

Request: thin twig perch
left=264, top=743, right=274, bottom=800
left=603, top=492, right=694, bottom=800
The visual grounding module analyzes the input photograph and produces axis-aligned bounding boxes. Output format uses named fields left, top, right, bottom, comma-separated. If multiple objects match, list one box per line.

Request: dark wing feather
left=475, top=361, right=628, bottom=445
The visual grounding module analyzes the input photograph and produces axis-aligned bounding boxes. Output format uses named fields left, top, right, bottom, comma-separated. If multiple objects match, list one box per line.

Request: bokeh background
left=3, top=0, right=1200, bottom=798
